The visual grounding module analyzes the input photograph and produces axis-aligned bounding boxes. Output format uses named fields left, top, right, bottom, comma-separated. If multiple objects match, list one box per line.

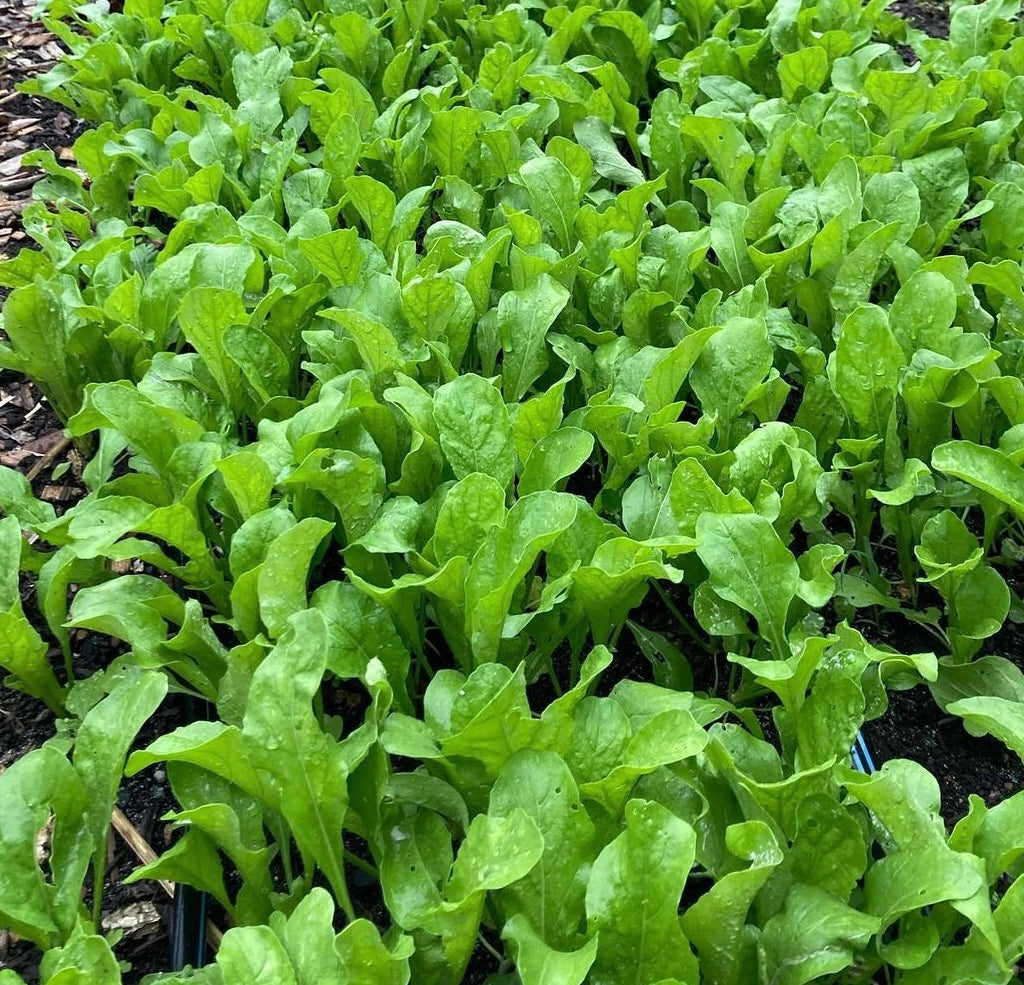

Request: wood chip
left=10, top=385, right=36, bottom=410
left=22, top=429, right=65, bottom=455
left=40, top=484, right=76, bottom=502
left=100, top=901, right=162, bottom=938
left=0, top=446, right=32, bottom=466
left=0, top=173, right=42, bottom=193
left=34, top=816, right=52, bottom=865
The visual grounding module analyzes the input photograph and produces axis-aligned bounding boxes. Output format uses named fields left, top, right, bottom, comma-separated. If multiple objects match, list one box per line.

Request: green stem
left=345, top=849, right=378, bottom=880
left=652, top=582, right=714, bottom=654
left=91, top=850, right=105, bottom=928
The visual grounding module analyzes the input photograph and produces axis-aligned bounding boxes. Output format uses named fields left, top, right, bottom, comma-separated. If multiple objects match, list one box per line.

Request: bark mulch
left=0, top=0, right=82, bottom=260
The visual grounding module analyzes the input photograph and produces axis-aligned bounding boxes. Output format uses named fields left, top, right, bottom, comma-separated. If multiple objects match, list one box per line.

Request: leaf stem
left=651, top=581, right=714, bottom=654
left=344, top=849, right=378, bottom=880
left=91, top=850, right=105, bottom=928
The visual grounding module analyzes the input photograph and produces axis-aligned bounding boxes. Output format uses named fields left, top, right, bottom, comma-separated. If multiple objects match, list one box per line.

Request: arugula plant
left=4, top=0, right=1024, bottom=981
left=125, top=640, right=1023, bottom=984
left=0, top=669, right=166, bottom=946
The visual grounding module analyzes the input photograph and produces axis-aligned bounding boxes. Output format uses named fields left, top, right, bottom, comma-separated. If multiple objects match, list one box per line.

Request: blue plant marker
left=851, top=730, right=877, bottom=773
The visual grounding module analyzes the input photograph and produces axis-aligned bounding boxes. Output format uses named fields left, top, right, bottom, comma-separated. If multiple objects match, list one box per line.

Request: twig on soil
left=110, top=807, right=225, bottom=956
left=111, top=807, right=174, bottom=898
left=24, top=433, right=70, bottom=481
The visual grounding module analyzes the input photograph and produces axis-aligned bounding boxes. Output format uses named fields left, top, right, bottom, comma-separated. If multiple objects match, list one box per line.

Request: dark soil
left=866, top=680, right=1024, bottom=828
left=0, top=623, right=181, bottom=982
left=889, top=0, right=950, bottom=37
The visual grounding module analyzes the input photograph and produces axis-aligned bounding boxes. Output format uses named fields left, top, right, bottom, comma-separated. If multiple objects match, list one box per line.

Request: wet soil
left=890, top=0, right=951, bottom=37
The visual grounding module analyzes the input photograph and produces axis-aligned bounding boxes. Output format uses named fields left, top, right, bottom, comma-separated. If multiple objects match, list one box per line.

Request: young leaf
left=0, top=515, right=64, bottom=711
left=502, top=913, right=598, bottom=985
left=695, top=512, right=800, bottom=655
left=433, top=374, right=516, bottom=489
left=489, top=750, right=596, bottom=948
left=585, top=799, right=699, bottom=985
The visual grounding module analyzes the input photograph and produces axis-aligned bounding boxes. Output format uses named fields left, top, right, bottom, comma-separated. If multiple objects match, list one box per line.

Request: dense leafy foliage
left=1, top=0, right=1024, bottom=981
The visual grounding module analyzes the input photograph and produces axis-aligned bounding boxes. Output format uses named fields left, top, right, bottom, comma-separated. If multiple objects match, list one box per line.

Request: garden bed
left=2, top=0, right=1024, bottom=982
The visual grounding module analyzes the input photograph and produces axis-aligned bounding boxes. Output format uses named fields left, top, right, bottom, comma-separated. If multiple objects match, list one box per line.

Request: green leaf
left=623, top=457, right=750, bottom=542
left=297, top=228, right=363, bottom=285
left=0, top=464, right=56, bottom=530
left=434, top=374, right=516, bottom=490
left=312, top=580, right=410, bottom=699
left=932, top=441, right=1024, bottom=519
left=380, top=809, right=453, bottom=928
left=218, top=925, right=298, bottom=985
left=345, top=176, right=396, bottom=250
left=464, top=492, right=578, bottom=663
left=426, top=106, right=482, bottom=178
left=945, top=696, right=1024, bottom=761
left=681, top=821, right=783, bottom=985
left=0, top=515, right=64, bottom=711
left=829, top=222, right=902, bottom=319
left=867, top=458, right=935, bottom=506
left=402, top=272, right=475, bottom=369
left=272, top=888, right=341, bottom=983
left=335, top=918, right=414, bottom=985
left=38, top=928, right=121, bottom=985
left=502, top=913, right=598, bottom=985
left=864, top=845, right=985, bottom=929
left=690, top=317, right=773, bottom=446
left=519, top=427, right=594, bottom=496
left=680, top=116, right=753, bottom=201
left=519, top=156, right=579, bottom=252
left=125, top=828, right=233, bottom=914
left=242, top=610, right=369, bottom=918
left=904, top=149, right=969, bottom=236
left=695, top=512, right=799, bottom=655
left=788, top=793, right=868, bottom=901
left=177, top=287, right=246, bottom=409
left=585, top=799, right=699, bottom=985
left=489, top=750, right=596, bottom=948
left=0, top=745, right=89, bottom=946
left=493, top=275, right=571, bottom=402
left=431, top=473, right=506, bottom=565
left=573, top=116, right=644, bottom=187
left=67, top=382, right=205, bottom=486
left=828, top=304, right=904, bottom=439
left=74, top=670, right=168, bottom=853
left=257, top=517, right=333, bottom=639
left=757, top=884, right=879, bottom=985
left=437, top=664, right=538, bottom=781
left=417, top=809, right=544, bottom=983
left=778, top=46, right=828, bottom=100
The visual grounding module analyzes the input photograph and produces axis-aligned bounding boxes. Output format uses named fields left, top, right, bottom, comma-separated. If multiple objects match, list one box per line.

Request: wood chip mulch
left=0, top=0, right=84, bottom=257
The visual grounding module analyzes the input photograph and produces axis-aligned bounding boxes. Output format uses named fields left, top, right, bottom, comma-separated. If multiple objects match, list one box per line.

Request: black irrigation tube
left=166, top=720, right=879, bottom=972
left=170, top=883, right=207, bottom=971
left=169, top=695, right=210, bottom=971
